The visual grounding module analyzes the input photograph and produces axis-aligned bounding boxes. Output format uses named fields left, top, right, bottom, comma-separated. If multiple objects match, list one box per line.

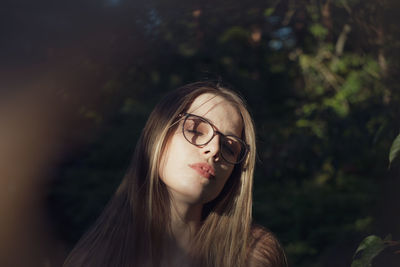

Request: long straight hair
left=63, top=81, right=257, bottom=267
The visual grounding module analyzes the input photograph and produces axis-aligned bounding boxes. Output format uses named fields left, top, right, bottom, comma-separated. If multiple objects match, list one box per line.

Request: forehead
left=186, top=93, right=243, bottom=137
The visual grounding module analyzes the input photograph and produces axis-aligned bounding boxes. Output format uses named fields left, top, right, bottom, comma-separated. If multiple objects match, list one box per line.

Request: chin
left=181, top=190, right=216, bottom=205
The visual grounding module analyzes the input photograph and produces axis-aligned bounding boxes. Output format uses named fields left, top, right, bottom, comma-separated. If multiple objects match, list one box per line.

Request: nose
left=201, top=134, right=221, bottom=161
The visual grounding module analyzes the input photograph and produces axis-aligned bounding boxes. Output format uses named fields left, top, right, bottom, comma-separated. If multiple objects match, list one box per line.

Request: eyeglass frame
left=177, top=112, right=250, bottom=164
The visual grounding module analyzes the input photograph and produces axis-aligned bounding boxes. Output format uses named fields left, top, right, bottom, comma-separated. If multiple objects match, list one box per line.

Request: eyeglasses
left=180, top=113, right=249, bottom=164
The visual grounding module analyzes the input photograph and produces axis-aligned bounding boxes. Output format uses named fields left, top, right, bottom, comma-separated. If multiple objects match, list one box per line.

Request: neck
left=159, top=200, right=202, bottom=266
left=168, top=200, right=203, bottom=249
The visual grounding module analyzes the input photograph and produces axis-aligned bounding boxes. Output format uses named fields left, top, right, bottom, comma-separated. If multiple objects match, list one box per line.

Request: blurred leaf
left=330, top=58, right=348, bottom=73
left=285, top=241, right=318, bottom=257
left=264, top=7, right=275, bottom=17
left=178, top=43, right=197, bottom=57
left=389, top=133, right=400, bottom=167
left=299, top=54, right=311, bottom=70
left=363, top=59, right=380, bottom=78
left=309, top=23, right=328, bottom=40
left=219, top=26, right=249, bottom=43
left=354, top=217, right=373, bottom=232
left=323, top=97, right=349, bottom=117
left=342, top=72, right=361, bottom=101
left=351, top=235, right=388, bottom=267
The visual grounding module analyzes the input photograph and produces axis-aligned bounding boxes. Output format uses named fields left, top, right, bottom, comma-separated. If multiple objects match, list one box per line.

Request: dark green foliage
left=352, top=235, right=388, bottom=267
left=351, top=235, right=400, bottom=267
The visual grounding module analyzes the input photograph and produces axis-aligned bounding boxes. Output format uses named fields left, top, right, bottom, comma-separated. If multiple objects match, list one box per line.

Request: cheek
left=158, top=133, right=188, bottom=182
left=158, top=129, right=179, bottom=177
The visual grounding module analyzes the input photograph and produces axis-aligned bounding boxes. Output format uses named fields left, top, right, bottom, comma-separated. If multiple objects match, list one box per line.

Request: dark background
left=1, top=0, right=399, bottom=266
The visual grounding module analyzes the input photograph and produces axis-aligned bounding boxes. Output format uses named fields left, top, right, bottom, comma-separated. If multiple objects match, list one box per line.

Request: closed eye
left=186, top=129, right=204, bottom=135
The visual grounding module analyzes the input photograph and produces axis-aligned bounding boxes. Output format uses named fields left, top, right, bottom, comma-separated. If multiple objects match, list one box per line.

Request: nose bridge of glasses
left=204, top=122, right=231, bottom=155
left=205, top=129, right=221, bottom=152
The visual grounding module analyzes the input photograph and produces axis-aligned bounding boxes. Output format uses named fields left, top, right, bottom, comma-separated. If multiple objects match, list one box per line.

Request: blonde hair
left=63, top=82, right=265, bottom=267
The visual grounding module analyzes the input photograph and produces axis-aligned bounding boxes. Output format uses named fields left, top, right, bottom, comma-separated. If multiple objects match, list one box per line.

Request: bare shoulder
left=247, top=225, right=288, bottom=267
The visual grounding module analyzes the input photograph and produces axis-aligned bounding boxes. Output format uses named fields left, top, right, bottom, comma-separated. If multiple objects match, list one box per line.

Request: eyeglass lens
left=182, top=115, right=246, bottom=164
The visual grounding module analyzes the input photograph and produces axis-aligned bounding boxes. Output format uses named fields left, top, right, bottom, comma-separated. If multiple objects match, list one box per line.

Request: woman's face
left=159, top=93, right=244, bottom=205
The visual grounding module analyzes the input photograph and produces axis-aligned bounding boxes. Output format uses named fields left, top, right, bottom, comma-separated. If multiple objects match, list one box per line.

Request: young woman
left=63, top=81, right=287, bottom=267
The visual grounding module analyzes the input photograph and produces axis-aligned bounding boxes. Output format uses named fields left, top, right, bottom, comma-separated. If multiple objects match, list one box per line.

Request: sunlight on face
left=159, top=93, right=243, bottom=205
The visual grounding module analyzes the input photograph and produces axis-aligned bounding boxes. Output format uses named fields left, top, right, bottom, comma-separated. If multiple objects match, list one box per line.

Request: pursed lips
left=188, top=162, right=216, bottom=179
